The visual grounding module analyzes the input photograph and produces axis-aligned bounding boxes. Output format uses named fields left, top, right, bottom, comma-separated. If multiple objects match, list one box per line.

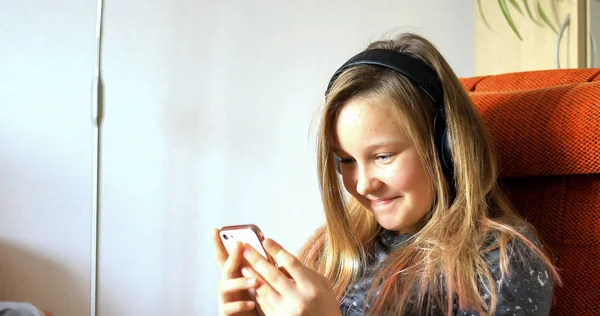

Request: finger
left=223, top=241, right=243, bottom=278
left=220, top=301, right=255, bottom=315
left=262, top=238, right=307, bottom=283
left=218, top=277, right=257, bottom=295
left=240, top=265, right=288, bottom=290
left=241, top=266, right=281, bottom=312
left=242, top=243, right=294, bottom=295
left=255, top=294, right=274, bottom=316
left=213, top=228, right=228, bottom=268
left=240, top=266, right=265, bottom=283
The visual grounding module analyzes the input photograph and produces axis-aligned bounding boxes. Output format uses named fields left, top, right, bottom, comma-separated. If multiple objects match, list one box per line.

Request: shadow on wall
left=0, top=241, right=87, bottom=316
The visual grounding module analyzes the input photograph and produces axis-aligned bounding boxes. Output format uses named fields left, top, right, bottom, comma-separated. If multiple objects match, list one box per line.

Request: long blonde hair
left=298, top=33, right=560, bottom=315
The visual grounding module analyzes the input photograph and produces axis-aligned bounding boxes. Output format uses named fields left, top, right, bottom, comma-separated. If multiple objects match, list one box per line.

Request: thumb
left=263, top=238, right=304, bottom=281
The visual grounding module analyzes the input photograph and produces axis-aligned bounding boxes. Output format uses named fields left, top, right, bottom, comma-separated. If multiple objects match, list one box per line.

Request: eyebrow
left=364, top=139, right=406, bottom=149
left=333, top=139, right=407, bottom=155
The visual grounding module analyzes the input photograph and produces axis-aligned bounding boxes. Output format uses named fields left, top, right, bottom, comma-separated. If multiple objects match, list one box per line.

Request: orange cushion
left=470, top=82, right=600, bottom=178
left=501, top=175, right=600, bottom=315
left=461, top=69, right=600, bottom=315
left=462, top=69, right=600, bottom=92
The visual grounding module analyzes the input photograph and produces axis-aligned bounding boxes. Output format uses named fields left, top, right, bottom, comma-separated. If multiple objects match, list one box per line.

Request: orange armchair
left=460, top=69, right=600, bottom=315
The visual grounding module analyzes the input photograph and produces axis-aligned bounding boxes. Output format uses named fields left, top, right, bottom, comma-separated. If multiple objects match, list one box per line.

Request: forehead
left=334, top=96, right=408, bottom=150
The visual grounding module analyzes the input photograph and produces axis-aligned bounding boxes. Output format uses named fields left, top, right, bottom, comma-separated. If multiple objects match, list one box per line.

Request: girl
left=213, top=33, right=560, bottom=315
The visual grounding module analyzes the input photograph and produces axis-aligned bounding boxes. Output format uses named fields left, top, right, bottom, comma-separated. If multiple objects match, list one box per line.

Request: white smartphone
left=219, top=224, right=275, bottom=265
left=218, top=224, right=273, bottom=316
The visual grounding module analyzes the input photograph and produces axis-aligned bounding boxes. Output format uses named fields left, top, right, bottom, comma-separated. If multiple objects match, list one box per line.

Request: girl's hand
left=213, top=229, right=259, bottom=316
left=241, top=238, right=341, bottom=316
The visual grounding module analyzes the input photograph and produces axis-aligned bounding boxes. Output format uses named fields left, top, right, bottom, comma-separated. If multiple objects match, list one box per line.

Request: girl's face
left=334, top=97, right=434, bottom=234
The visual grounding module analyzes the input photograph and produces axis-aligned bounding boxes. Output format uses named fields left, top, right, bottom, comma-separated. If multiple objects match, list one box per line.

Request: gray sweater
left=339, top=228, right=553, bottom=315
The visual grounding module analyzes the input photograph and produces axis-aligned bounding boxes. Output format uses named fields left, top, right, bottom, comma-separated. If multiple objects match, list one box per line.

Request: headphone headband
left=325, top=49, right=443, bottom=108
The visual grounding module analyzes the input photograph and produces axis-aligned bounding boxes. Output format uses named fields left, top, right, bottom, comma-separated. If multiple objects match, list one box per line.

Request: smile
left=370, top=197, right=400, bottom=208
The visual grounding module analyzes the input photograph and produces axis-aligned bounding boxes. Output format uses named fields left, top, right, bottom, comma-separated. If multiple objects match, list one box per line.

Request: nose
left=355, top=165, right=381, bottom=196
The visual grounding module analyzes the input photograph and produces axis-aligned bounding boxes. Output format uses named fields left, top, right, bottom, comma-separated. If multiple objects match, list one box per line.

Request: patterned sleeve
left=478, top=230, right=554, bottom=316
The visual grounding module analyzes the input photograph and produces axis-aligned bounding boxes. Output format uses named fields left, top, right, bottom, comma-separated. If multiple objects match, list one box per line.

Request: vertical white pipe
left=91, top=0, right=104, bottom=315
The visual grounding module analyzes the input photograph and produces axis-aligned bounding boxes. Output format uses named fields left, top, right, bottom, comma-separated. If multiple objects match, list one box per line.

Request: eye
left=338, top=157, right=355, bottom=165
left=376, top=154, right=393, bottom=162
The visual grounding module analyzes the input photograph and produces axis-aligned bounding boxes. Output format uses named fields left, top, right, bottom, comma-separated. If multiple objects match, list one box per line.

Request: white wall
left=0, top=1, right=95, bottom=316
left=98, top=1, right=474, bottom=315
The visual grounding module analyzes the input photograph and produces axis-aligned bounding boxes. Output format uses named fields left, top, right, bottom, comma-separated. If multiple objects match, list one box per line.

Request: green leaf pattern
left=478, top=0, right=564, bottom=39
left=499, top=0, right=523, bottom=40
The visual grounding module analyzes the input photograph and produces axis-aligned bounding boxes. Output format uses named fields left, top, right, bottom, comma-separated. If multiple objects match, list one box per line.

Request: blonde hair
left=298, top=33, right=560, bottom=315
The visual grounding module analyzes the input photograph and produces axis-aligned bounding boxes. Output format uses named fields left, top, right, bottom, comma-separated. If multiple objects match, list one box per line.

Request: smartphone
left=219, top=224, right=275, bottom=265
left=219, top=224, right=272, bottom=316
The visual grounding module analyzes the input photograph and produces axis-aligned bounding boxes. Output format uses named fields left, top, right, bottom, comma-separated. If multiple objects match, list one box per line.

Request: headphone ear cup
left=433, top=110, right=453, bottom=178
left=439, top=129, right=457, bottom=200
left=439, top=129, right=453, bottom=175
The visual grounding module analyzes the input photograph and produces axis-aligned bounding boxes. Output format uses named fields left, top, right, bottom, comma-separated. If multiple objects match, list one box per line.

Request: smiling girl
left=214, top=32, right=560, bottom=315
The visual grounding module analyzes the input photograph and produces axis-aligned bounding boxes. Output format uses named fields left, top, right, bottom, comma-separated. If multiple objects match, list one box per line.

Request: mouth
left=369, top=196, right=400, bottom=208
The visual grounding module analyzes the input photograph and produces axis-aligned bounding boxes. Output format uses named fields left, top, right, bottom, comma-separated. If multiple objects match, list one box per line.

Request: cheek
left=385, top=156, right=431, bottom=195
left=341, top=172, right=366, bottom=203
left=383, top=168, right=415, bottom=191
left=341, top=174, right=357, bottom=195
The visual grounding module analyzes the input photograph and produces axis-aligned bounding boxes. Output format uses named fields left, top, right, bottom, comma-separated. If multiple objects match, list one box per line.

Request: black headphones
left=325, top=48, right=455, bottom=189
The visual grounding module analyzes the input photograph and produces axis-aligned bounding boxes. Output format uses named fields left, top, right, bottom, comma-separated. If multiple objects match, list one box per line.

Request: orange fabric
left=458, top=75, right=488, bottom=91
left=467, top=68, right=600, bottom=92
left=469, top=83, right=600, bottom=177
left=461, top=69, right=600, bottom=315
left=502, top=175, right=600, bottom=316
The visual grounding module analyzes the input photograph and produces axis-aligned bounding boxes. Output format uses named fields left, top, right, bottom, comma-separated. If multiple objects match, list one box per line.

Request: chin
left=378, top=222, right=403, bottom=231
left=374, top=212, right=420, bottom=233
left=373, top=214, right=404, bottom=232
